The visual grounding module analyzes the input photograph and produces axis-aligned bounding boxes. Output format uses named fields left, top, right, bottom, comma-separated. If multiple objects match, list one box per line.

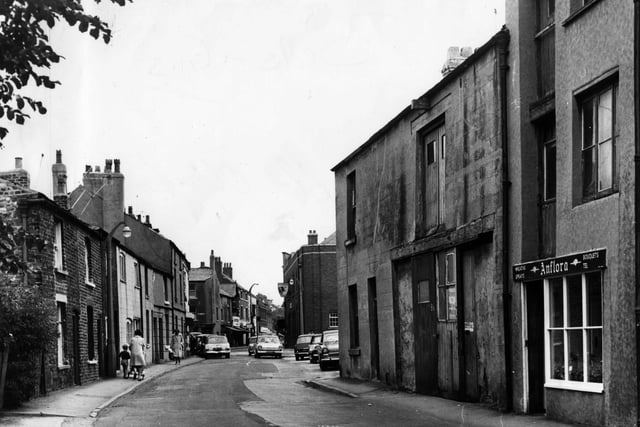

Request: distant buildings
left=282, top=230, right=337, bottom=347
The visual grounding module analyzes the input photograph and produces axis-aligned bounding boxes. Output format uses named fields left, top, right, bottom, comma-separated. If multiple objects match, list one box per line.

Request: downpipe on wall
left=634, top=0, right=640, bottom=424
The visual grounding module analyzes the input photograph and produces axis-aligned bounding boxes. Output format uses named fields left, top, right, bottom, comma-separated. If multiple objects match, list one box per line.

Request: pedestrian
left=118, top=344, right=131, bottom=379
left=129, top=329, right=146, bottom=381
left=171, top=329, right=183, bottom=365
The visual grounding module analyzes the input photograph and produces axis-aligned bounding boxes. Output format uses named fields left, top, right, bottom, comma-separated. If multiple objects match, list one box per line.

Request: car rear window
left=207, top=336, right=228, bottom=344
left=259, top=336, right=280, bottom=343
left=297, top=336, right=312, bottom=344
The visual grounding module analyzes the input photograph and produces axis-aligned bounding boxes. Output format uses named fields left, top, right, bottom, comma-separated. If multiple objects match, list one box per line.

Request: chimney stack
left=85, top=165, right=92, bottom=173
left=51, top=149, right=68, bottom=209
left=215, top=257, right=222, bottom=277
left=145, top=215, right=151, bottom=226
left=0, top=157, right=30, bottom=189
left=210, top=250, right=215, bottom=272
left=200, top=261, right=205, bottom=268
left=127, top=206, right=133, bottom=215
left=222, top=262, right=233, bottom=279
left=307, top=229, right=318, bottom=245
left=441, top=46, right=474, bottom=76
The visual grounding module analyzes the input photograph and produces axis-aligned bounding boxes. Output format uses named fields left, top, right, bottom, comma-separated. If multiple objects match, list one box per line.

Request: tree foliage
left=0, top=202, right=55, bottom=408
left=0, top=0, right=131, bottom=144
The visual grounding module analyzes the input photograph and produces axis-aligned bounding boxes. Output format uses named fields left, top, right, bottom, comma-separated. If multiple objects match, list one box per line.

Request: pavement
left=1, top=349, right=574, bottom=427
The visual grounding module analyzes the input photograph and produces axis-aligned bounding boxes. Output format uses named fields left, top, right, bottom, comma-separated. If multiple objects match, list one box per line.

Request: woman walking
left=129, top=329, right=146, bottom=381
left=171, top=329, right=183, bottom=365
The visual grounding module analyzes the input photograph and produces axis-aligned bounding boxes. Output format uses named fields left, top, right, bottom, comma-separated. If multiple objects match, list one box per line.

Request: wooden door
left=462, top=249, right=479, bottom=400
left=526, top=281, right=545, bottom=413
left=368, top=278, right=380, bottom=380
left=436, top=250, right=459, bottom=397
left=423, top=125, right=445, bottom=230
left=72, top=312, right=81, bottom=385
left=413, top=253, right=438, bottom=394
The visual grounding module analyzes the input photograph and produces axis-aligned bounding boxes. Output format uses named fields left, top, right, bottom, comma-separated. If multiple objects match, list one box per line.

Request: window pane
left=550, top=330, right=565, bottom=379
left=598, top=139, right=612, bottom=191
left=446, top=253, right=455, bottom=284
left=438, top=286, right=447, bottom=321
left=582, top=146, right=596, bottom=198
left=586, top=272, right=602, bottom=326
left=427, top=140, right=435, bottom=164
left=582, top=99, right=594, bottom=149
left=567, top=275, right=582, bottom=327
left=568, top=330, right=584, bottom=381
left=549, top=278, right=564, bottom=327
left=418, top=280, right=430, bottom=304
left=587, top=329, right=603, bottom=382
left=598, top=89, right=612, bottom=143
left=545, top=142, right=556, bottom=200
left=447, top=286, right=457, bottom=321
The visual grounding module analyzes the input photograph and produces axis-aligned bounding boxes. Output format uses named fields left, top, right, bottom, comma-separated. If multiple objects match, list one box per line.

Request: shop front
left=513, top=248, right=606, bottom=425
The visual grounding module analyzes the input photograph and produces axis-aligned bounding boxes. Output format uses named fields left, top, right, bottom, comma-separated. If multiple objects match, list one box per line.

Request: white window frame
left=54, top=221, right=64, bottom=271
left=543, top=272, right=603, bottom=393
left=84, top=238, right=93, bottom=285
left=119, top=251, right=126, bottom=282
left=329, top=312, right=339, bottom=328
left=56, top=294, right=68, bottom=367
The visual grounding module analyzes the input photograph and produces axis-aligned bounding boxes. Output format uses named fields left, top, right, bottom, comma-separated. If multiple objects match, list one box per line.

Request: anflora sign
left=512, top=249, right=606, bottom=281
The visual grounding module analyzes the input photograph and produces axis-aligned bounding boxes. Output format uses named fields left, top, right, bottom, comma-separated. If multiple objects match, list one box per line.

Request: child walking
left=119, top=344, right=131, bottom=379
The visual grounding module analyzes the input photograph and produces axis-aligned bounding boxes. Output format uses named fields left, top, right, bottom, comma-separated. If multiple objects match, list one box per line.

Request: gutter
left=496, top=28, right=513, bottom=412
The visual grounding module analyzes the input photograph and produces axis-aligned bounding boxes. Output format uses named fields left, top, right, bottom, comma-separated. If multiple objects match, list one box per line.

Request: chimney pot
left=145, top=215, right=150, bottom=225
left=105, top=159, right=112, bottom=173
left=114, top=159, right=120, bottom=173
left=136, top=214, right=141, bottom=221
left=128, top=206, right=133, bottom=215
left=56, top=150, right=62, bottom=163
left=200, top=261, right=205, bottom=268
left=15, top=157, right=22, bottom=169
left=85, top=165, right=92, bottom=173
left=95, top=166, right=101, bottom=172
left=307, top=229, right=318, bottom=245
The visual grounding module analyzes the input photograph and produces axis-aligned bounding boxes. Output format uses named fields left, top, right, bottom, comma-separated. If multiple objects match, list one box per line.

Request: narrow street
left=95, top=351, right=458, bottom=427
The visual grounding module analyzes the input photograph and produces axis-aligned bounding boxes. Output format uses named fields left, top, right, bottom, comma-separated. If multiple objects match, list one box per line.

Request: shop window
left=545, top=272, right=603, bottom=392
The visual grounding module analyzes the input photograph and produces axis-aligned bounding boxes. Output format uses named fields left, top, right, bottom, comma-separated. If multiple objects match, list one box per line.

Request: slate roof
left=189, top=268, right=213, bottom=281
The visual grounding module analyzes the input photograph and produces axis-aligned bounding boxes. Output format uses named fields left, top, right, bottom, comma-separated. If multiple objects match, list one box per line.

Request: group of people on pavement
left=119, top=329, right=184, bottom=380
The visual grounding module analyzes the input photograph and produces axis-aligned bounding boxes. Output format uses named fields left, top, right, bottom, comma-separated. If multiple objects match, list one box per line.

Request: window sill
left=580, top=188, right=618, bottom=206
left=54, top=268, right=69, bottom=276
left=145, top=295, right=149, bottom=300
left=562, top=0, right=602, bottom=27
left=58, top=364, right=71, bottom=370
left=344, top=237, right=357, bottom=248
left=348, top=348, right=361, bottom=357
left=164, top=300, right=170, bottom=306
left=85, top=281, right=96, bottom=288
left=545, top=380, right=603, bottom=394
left=87, top=359, right=98, bottom=365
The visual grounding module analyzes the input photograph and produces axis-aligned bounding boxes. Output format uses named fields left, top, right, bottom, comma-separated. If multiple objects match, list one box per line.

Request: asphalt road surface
left=96, top=350, right=457, bottom=427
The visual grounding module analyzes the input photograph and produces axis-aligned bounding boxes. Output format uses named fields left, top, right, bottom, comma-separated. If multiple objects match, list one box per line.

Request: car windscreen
left=296, top=336, right=312, bottom=344
left=207, top=336, right=228, bottom=344
left=310, top=335, right=321, bottom=343
left=258, top=336, right=280, bottom=343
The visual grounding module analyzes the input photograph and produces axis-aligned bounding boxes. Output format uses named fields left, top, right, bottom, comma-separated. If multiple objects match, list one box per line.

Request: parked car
left=308, top=334, right=323, bottom=364
left=247, top=336, right=257, bottom=356
left=203, top=334, right=231, bottom=359
left=294, top=333, right=321, bottom=361
left=318, top=329, right=339, bottom=371
left=254, top=335, right=283, bottom=358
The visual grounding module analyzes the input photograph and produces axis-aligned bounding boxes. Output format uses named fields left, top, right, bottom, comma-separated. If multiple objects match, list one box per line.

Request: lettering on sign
left=512, top=249, right=606, bottom=281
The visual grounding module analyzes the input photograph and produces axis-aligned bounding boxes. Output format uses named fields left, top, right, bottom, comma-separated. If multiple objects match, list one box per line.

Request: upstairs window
left=119, top=251, right=126, bottom=282
left=540, top=117, right=557, bottom=201
left=570, top=0, right=595, bottom=14
left=54, top=221, right=65, bottom=271
left=346, top=171, right=356, bottom=241
left=84, top=237, right=93, bottom=283
left=329, top=312, right=339, bottom=328
left=580, top=84, right=617, bottom=201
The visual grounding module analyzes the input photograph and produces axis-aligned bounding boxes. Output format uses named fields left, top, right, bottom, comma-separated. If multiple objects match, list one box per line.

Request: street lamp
left=248, top=283, right=259, bottom=337
left=105, top=222, right=131, bottom=377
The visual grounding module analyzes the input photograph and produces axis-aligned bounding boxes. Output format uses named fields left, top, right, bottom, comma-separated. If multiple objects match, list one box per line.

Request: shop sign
left=512, top=248, right=606, bottom=281
left=278, top=282, right=289, bottom=297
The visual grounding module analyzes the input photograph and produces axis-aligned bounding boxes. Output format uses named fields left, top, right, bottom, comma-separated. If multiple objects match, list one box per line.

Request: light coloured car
left=318, top=329, right=339, bottom=371
left=203, top=335, right=230, bottom=359
left=254, top=335, right=283, bottom=359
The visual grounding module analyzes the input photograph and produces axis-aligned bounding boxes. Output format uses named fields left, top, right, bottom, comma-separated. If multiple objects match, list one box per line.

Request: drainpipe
left=634, top=0, right=640, bottom=424
left=497, top=27, right=513, bottom=412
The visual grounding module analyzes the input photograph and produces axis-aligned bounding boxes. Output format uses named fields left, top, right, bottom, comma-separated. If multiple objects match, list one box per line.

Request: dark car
left=318, top=329, right=339, bottom=371
left=308, top=334, right=323, bottom=364
left=294, top=333, right=321, bottom=361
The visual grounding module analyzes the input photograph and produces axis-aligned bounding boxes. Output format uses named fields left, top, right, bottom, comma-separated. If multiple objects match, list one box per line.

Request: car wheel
left=226, top=354, right=230, bottom=359
left=255, top=354, right=260, bottom=358
left=320, top=362, right=327, bottom=371
left=295, top=355, right=299, bottom=361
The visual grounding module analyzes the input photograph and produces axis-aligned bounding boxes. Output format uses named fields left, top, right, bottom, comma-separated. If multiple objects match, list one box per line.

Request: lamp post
left=248, top=283, right=259, bottom=337
left=105, top=222, right=131, bottom=377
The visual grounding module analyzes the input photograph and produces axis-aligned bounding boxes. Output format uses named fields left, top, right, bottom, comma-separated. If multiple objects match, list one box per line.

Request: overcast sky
left=1, top=0, right=504, bottom=304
